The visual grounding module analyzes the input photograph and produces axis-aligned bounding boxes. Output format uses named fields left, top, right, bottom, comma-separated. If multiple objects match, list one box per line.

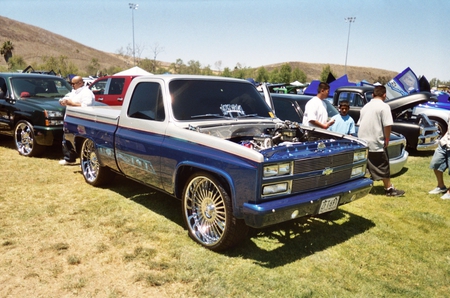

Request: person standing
left=357, top=85, right=405, bottom=196
left=302, top=82, right=335, bottom=129
left=428, top=121, right=450, bottom=199
left=328, top=100, right=355, bottom=135
left=59, top=76, right=94, bottom=165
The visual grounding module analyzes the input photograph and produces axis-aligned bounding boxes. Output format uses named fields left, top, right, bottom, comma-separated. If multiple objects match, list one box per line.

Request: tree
left=214, top=60, right=222, bottom=74
left=186, top=60, right=201, bottom=74
left=256, top=66, right=269, bottom=83
left=202, top=65, right=213, bottom=76
left=86, top=58, right=100, bottom=76
left=7, top=56, right=26, bottom=71
left=270, top=68, right=280, bottom=83
left=1, top=41, right=14, bottom=63
left=279, top=63, right=292, bottom=84
left=170, top=59, right=186, bottom=74
left=39, top=55, right=78, bottom=77
left=222, top=67, right=232, bottom=77
left=292, top=67, right=307, bottom=83
left=320, top=64, right=336, bottom=82
left=149, top=43, right=165, bottom=73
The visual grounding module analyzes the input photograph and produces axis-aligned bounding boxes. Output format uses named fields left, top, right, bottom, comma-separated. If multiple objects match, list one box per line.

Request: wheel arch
left=174, top=163, right=236, bottom=210
left=428, top=116, right=448, bottom=137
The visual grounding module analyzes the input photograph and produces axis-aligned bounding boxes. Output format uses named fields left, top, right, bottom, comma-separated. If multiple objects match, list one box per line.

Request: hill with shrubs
left=0, top=15, right=397, bottom=83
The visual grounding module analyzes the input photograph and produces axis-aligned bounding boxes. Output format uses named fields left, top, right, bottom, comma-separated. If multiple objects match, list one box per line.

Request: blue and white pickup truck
left=63, top=75, right=373, bottom=251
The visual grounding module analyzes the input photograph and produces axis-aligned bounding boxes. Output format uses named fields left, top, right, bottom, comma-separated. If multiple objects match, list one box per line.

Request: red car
left=89, top=75, right=138, bottom=106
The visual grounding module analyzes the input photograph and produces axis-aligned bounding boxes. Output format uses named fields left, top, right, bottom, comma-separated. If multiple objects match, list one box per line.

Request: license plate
left=318, top=196, right=340, bottom=214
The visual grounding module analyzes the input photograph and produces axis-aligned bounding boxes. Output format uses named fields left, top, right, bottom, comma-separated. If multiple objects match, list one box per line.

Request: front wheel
left=14, top=120, right=44, bottom=157
left=430, top=117, right=447, bottom=138
left=80, top=138, right=114, bottom=186
left=182, top=172, right=248, bottom=251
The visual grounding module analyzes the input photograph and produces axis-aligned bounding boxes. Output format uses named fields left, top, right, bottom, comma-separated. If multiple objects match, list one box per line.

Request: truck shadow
left=104, top=175, right=375, bottom=266
left=226, top=210, right=375, bottom=268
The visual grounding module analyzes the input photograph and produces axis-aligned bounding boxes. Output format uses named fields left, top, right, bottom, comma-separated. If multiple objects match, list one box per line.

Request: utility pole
left=344, top=17, right=356, bottom=75
left=129, top=3, right=138, bottom=66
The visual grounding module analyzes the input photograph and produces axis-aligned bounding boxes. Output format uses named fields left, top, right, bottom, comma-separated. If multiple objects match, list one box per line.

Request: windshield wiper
left=191, top=114, right=228, bottom=119
left=236, top=114, right=264, bottom=118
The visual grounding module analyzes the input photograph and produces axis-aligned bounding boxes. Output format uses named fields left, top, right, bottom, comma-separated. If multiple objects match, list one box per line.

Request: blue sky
left=2, top=0, right=450, bottom=81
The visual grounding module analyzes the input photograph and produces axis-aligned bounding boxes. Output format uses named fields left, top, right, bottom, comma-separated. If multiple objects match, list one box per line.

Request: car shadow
left=407, top=149, right=434, bottom=157
left=92, top=174, right=375, bottom=266
left=0, top=134, right=63, bottom=160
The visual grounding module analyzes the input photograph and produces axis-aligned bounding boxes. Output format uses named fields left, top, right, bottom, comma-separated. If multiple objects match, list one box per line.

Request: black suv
left=0, top=73, right=72, bottom=156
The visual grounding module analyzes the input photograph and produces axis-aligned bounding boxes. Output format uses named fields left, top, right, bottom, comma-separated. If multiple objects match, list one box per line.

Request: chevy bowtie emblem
left=317, top=142, right=326, bottom=150
left=322, top=167, right=333, bottom=176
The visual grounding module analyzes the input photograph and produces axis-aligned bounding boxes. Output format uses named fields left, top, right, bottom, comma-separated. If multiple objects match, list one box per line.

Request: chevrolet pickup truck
left=63, top=75, right=373, bottom=251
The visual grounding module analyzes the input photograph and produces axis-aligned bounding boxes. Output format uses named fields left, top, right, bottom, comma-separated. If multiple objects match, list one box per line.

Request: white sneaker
left=440, top=192, right=450, bottom=200
left=59, top=160, right=77, bottom=166
left=429, top=187, right=447, bottom=194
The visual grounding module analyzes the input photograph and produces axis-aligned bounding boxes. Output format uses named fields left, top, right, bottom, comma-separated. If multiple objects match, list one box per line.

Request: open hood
left=385, top=91, right=432, bottom=114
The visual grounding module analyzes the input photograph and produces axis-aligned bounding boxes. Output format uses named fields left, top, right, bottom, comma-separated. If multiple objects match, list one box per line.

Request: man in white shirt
left=59, top=76, right=94, bottom=165
left=59, top=76, right=94, bottom=107
left=302, top=82, right=335, bottom=129
left=358, top=85, right=405, bottom=197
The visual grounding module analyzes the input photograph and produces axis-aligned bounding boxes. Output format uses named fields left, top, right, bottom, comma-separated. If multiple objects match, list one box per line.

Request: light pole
left=129, top=3, right=138, bottom=66
left=344, top=17, right=355, bottom=75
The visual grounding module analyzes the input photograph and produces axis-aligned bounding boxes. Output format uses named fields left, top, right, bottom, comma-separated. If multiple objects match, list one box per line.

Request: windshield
left=11, top=77, right=72, bottom=99
left=169, top=80, right=273, bottom=120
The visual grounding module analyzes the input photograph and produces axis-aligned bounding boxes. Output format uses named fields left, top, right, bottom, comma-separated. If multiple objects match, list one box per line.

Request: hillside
left=0, top=16, right=130, bottom=73
left=0, top=16, right=397, bottom=82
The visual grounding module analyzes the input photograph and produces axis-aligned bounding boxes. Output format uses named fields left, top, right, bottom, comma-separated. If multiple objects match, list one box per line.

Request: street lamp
left=344, top=17, right=356, bottom=75
left=129, top=3, right=138, bottom=66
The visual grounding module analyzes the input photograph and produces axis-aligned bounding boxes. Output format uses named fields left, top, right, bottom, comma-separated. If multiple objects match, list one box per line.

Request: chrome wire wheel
left=14, top=120, right=42, bottom=156
left=81, top=139, right=100, bottom=183
left=80, top=139, right=113, bottom=186
left=183, top=174, right=228, bottom=249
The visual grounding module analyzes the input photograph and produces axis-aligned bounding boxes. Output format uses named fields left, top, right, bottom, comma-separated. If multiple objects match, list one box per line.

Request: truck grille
left=387, top=143, right=403, bottom=159
left=292, top=168, right=353, bottom=193
left=293, top=152, right=354, bottom=174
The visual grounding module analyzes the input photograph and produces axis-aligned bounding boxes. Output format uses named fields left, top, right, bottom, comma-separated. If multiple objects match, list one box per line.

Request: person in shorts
left=357, top=85, right=405, bottom=197
left=429, top=123, right=450, bottom=199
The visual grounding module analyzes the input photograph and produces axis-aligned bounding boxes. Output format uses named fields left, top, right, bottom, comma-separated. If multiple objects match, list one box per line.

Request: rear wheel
left=182, top=172, right=248, bottom=251
left=80, top=138, right=114, bottom=186
left=14, top=120, right=44, bottom=157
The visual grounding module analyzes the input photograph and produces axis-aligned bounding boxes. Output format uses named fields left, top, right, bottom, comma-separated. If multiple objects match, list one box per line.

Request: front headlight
left=353, top=150, right=367, bottom=162
left=351, top=165, right=366, bottom=177
left=263, top=162, right=292, bottom=177
left=44, top=110, right=64, bottom=118
left=262, top=182, right=289, bottom=195
left=45, top=119, right=64, bottom=126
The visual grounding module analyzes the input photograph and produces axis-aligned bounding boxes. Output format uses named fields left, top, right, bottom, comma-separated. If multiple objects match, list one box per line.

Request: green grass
left=0, top=135, right=449, bottom=297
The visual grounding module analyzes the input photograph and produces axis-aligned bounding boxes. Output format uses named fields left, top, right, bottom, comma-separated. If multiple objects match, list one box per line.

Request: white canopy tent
left=113, top=66, right=153, bottom=76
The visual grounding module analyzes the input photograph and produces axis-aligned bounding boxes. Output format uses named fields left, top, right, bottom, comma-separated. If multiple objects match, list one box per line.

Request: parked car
left=332, top=86, right=440, bottom=151
left=0, top=73, right=71, bottom=156
left=270, top=93, right=408, bottom=175
left=89, top=75, right=139, bottom=105
left=414, top=91, right=450, bottom=136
